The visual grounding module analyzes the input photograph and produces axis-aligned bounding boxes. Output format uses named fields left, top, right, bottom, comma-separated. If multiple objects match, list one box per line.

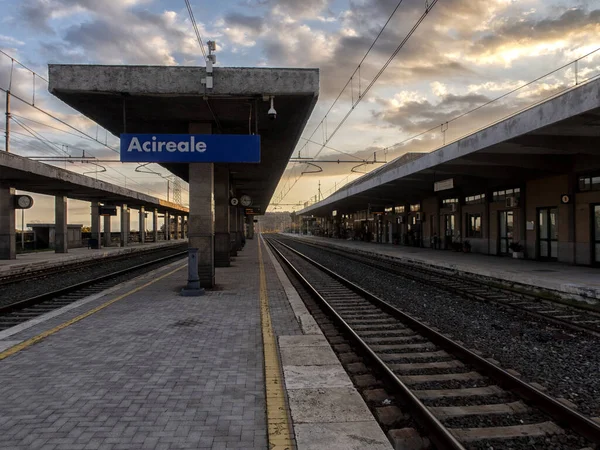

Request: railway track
left=0, top=243, right=185, bottom=286
left=266, top=236, right=600, bottom=449
left=0, top=250, right=187, bottom=331
left=279, top=236, right=600, bottom=336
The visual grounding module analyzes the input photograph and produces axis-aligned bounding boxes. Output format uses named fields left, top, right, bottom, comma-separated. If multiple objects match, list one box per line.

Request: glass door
left=499, top=211, right=513, bottom=255
left=593, top=205, right=600, bottom=265
left=538, top=207, right=558, bottom=260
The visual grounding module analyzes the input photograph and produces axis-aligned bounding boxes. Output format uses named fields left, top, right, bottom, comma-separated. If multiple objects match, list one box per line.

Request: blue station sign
left=120, top=134, right=261, bottom=163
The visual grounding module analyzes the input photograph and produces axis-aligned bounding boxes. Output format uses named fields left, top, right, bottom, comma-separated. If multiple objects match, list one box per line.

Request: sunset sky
left=0, top=0, right=598, bottom=228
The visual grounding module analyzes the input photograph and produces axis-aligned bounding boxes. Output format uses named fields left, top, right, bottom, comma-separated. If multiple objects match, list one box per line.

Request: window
left=442, top=198, right=459, bottom=205
left=493, top=188, right=520, bottom=202
left=579, top=175, right=600, bottom=192
left=466, top=213, right=482, bottom=238
left=465, top=193, right=486, bottom=204
left=394, top=206, right=405, bottom=214
left=410, top=204, right=420, bottom=212
left=384, top=207, right=393, bottom=213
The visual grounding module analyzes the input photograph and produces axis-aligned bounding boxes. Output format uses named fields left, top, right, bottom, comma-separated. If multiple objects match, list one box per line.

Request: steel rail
left=268, top=237, right=600, bottom=445
left=289, top=237, right=600, bottom=335
left=266, top=238, right=466, bottom=449
left=0, top=251, right=187, bottom=316
left=0, top=244, right=187, bottom=286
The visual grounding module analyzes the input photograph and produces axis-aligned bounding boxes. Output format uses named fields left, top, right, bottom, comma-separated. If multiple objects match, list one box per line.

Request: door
left=538, top=207, right=558, bottom=260
left=444, top=214, right=455, bottom=249
left=499, top=211, right=514, bottom=255
left=593, top=205, right=600, bottom=265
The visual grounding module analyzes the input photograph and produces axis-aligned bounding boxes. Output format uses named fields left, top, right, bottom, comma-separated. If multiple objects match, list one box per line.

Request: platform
left=0, top=236, right=390, bottom=450
left=0, top=240, right=188, bottom=278
left=284, top=234, right=600, bottom=303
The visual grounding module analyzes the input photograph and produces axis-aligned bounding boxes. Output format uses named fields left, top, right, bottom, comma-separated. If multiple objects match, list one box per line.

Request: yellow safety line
left=258, top=237, right=294, bottom=450
left=0, top=264, right=187, bottom=361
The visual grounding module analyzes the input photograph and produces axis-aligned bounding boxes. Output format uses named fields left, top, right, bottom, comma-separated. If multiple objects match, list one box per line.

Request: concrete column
left=103, top=214, right=111, bottom=247
left=189, top=163, right=214, bottom=287
left=153, top=209, right=159, bottom=242
left=188, top=122, right=214, bottom=288
left=165, top=211, right=171, bottom=240
left=229, top=206, right=238, bottom=257
left=126, top=208, right=131, bottom=242
left=55, top=195, right=68, bottom=253
left=247, top=216, right=255, bottom=239
left=214, top=166, right=230, bottom=267
left=90, top=201, right=101, bottom=249
left=139, top=207, right=146, bottom=244
left=238, top=208, right=245, bottom=248
left=174, top=215, right=180, bottom=240
left=120, top=204, right=128, bottom=247
left=0, top=184, right=16, bottom=259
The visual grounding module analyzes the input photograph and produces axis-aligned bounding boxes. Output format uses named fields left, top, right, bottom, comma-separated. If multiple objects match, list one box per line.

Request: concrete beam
left=49, top=66, right=319, bottom=97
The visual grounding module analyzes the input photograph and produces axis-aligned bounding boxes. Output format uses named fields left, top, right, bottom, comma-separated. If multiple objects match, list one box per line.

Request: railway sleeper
left=429, top=400, right=531, bottom=419
left=389, top=360, right=464, bottom=371
left=378, top=350, right=449, bottom=361
left=399, top=371, right=485, bottom=385
left=413, top=385, right=504, bottom=400
left=450, top=421, right=564, bottom=442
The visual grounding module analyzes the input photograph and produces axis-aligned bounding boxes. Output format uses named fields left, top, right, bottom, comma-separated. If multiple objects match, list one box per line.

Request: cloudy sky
left=0, top=0, right=598, bottom=228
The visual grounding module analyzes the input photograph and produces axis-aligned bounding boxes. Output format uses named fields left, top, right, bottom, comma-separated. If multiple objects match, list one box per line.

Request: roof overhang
left=0, top=151, right=188, bottom=214
left=48, top=65, right=320, bottom=213
left=299, top=77, right=600, bottom=216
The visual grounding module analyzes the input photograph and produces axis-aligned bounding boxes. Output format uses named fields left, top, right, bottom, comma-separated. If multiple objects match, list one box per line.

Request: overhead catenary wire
left=274, top=0, right=438, bottom=205
left=184, top=0, right=208, bottom=61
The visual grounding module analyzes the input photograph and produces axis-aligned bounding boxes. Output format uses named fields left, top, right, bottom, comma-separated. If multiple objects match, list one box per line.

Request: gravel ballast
left=280, top=237, right=600, bottom=418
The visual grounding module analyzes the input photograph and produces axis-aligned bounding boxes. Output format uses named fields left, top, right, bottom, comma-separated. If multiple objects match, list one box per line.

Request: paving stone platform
left=0, top=236, right=391, bottom=450
left=284, top=234, right=600, bottom=302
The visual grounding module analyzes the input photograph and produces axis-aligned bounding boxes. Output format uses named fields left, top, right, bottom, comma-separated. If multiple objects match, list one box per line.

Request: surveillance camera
left=268, top=96, right=277, bottom=120
left=268, top=106, right=277, bottom=120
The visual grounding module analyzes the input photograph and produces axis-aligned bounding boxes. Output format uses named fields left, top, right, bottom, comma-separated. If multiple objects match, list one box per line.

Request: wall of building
left=525, top=175, right=568, bottom=262
left=575, top=190, right=600, bottom=265
left=462, top=202, right=487, bottom=254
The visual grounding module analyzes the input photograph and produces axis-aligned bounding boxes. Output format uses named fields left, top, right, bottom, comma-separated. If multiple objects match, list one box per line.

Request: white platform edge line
left=0, top=258, right=185, bottom=342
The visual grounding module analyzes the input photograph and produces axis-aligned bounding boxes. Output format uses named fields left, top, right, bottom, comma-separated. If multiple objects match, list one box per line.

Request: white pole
left=21, top=208, right=24, bottom=250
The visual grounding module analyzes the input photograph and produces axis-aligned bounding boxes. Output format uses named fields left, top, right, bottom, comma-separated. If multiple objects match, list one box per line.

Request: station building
left=297, top=78, right=600, bottom=267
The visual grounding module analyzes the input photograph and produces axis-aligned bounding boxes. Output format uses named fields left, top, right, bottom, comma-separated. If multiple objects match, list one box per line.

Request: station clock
left=240, top=195, right=252, bottom=207
left=15, top=195, right=34, bottom=209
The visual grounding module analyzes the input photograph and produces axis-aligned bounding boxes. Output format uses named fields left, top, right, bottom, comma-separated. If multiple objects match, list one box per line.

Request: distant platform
left=284, top=234, right=600, bottom=303
left=0, top=240, right=188, bottom=278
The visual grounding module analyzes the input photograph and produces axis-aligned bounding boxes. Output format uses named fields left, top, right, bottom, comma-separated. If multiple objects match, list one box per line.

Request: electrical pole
left=5, top=90, right=10, bottom=152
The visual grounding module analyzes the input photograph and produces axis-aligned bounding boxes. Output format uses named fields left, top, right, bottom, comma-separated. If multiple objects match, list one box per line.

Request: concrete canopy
left=0, top=151, right=188, bottom=214
left=299, top=77, right=600, bottom=216
left=48, top=65, right=320, bottom=212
